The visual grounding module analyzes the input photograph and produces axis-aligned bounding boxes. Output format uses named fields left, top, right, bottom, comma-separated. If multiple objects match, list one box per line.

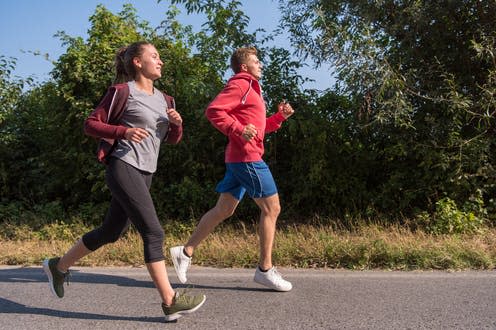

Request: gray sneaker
left=162, top=292, right=206, bottom=321
left=170, top=246, right=191, bottom=283
left=42, top=257, right=70, bottom=298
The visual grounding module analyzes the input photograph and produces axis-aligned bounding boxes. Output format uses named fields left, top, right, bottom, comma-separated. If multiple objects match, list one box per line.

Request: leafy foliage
left=0, top=1, right=494, bottom=228
left=417, top=190, right=486, bottom=235
left=279, top=0, right=496, bottom=221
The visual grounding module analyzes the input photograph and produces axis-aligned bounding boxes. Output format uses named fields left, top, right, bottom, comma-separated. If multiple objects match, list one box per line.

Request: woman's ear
left=132, top=56, right=142, bottom=69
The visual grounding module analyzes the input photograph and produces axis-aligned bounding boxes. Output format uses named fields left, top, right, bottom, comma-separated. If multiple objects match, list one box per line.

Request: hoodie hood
left=228, top=71, right=258, bottom=82
left=228, top=72, right=262, bottom=104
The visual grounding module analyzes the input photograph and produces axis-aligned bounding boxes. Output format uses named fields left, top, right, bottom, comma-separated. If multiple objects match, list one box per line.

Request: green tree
left=166, top=0, right=258, bottom=75
left=155, top=0, right=317, bottom=219
left=0, top=3, right=271, bottom=221
left=279, top=0, right=496, bottom=219
left=0, top=56, right=32, bottom=199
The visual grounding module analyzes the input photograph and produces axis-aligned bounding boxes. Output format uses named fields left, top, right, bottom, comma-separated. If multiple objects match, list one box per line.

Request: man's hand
left=278, top=100, right=294, bottom=119
left=241, top=123, right=258, bottom=141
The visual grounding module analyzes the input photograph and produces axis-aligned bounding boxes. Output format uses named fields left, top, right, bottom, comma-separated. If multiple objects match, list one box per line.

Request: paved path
left=1, top=266, right=495, bottom=329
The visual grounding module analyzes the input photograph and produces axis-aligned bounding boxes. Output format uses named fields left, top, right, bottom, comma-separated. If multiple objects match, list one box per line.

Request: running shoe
left=162, top=291, right=206, bottom=321
left=170, top=246, right=191, bottom=284
left=254, top=266, right=292, bottom=292
left=42, top=257, right=70, bottom=298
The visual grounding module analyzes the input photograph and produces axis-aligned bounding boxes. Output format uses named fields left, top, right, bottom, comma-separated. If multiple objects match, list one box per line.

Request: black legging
left=82, top=157, right=165, bottom=263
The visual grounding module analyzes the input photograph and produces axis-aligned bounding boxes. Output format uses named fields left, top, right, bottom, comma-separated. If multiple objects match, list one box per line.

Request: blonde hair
left=230, top=46, right=258, bottom=74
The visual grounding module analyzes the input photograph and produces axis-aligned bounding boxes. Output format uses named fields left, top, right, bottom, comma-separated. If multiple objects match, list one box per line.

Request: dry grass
left=1, top=222, right=495, bottom=270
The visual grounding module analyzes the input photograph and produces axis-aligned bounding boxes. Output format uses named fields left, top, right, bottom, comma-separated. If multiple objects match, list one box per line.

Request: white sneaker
left=254, top=266, right=292, bottom=292
left=170, top=246, right=191, bottom=284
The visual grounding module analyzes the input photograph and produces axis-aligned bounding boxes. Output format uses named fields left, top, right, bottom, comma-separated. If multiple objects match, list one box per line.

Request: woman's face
left=133, top=44, right=163, bottom=80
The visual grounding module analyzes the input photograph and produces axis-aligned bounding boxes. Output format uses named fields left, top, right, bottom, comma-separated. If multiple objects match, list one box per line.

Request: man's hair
left=230, top=46, right=258, bottom=73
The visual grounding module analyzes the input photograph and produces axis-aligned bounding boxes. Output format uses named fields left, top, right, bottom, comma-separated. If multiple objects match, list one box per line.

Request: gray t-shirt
left=111, top=81, right=169, bottom=173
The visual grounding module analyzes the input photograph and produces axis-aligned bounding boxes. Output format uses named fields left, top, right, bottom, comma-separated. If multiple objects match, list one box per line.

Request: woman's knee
left=82, top=227, right=122, bottom=250
left=143, top=227, right=165, bottom=262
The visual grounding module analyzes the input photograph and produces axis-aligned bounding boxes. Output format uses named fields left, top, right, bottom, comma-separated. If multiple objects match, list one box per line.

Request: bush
left=418, top=191, right=487, bottom=234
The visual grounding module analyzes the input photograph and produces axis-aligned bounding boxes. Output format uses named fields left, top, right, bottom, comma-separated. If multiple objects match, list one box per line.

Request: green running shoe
left=162, top=291, right=206, bottom=321
left=42, top=257, right=70, bottom=298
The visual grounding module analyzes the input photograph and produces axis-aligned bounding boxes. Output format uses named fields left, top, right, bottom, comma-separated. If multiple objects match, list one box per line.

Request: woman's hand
left=124, top=127, right=149, bottom=143
left=167, top=109, right=183, bottom=126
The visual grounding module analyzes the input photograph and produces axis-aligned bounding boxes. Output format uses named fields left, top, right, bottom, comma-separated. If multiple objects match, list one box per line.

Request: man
left=170, top=46, right=294, bottom=291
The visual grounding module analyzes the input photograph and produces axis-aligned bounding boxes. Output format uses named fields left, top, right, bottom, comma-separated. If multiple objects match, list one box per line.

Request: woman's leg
left=105, top=159, right=175, bottom=304
left=146, top=261, right=175, bottom=305
left=56, top=239, right=92, bottom=273
left=58, top=197, right=131, bottom=272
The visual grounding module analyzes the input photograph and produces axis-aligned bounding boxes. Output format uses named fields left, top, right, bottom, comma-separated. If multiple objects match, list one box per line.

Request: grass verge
left=1, top=221, right=495, bottom=270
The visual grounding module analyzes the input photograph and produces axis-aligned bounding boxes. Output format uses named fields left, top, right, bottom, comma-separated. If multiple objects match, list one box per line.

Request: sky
left=0, top=0, right=332, bottom=90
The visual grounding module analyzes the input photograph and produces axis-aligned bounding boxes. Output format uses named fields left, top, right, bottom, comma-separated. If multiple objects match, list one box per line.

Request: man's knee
left=256, top=195, right=281, bottom=218
left=215, top=204, right=236, bottom=218
left=265, top=203, right=281, bottom=218
left=214, top=194, right=238, bottom=219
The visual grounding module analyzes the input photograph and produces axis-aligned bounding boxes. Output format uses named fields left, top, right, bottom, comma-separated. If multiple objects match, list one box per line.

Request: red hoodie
left=206, top=72, right=286, bottom=163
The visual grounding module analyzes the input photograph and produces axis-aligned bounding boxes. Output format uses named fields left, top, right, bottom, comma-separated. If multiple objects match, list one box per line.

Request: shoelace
left=162, top=287, right=202, bottom=308
left=177, top=285, right=194, bottom=296
left=270, top=268, right=286, bottom=284
left=63, top=270, right=71, bottom=286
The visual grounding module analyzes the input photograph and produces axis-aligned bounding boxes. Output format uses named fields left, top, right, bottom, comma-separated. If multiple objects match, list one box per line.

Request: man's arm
left=205, top=84, right=245, bottom=137
left=265, top=101, right=294, bottom=133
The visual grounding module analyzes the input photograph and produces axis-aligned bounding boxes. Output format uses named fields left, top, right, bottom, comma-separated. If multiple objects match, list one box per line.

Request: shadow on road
left=0, top=266, right=273, bottom=292
left=0, top=297, right=166, bottom=323
left=0, top=266, right=155, bottom=287
left=0, top=267, right=272, bottom=324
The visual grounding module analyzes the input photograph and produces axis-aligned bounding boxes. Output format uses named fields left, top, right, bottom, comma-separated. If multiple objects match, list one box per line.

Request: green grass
left=1, top=220, right=495, bottom=270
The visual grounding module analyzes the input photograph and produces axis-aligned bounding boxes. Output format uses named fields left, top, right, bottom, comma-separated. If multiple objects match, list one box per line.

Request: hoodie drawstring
left=241, top=80, right=253, bottom=105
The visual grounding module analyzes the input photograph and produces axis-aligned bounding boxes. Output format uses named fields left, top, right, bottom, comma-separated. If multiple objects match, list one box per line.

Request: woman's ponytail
left=114, top=46, right=130, bottom=84
left=113, top=41, right=151, bottom=84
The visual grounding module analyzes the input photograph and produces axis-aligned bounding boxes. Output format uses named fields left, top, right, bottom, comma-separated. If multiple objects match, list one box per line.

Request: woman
left=42, top=41, right=205, bottom=321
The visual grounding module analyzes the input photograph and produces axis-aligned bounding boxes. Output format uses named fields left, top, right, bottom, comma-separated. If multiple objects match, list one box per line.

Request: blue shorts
left=216, top=161, right=278, bottom=200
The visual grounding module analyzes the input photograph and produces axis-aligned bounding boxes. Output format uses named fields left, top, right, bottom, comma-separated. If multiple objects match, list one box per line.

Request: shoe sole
left=164, top=295, right=206, bottom=321
left=42, top=259, right=60, bottom=298
left=170, top=247, right=188, bottom=284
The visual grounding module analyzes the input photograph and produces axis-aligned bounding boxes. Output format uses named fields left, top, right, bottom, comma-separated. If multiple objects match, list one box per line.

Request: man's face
left=241, top=54, right=262, bottom=80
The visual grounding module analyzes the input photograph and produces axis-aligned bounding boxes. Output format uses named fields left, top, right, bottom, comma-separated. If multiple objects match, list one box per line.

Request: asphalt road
left=1, top=266, right=495, bottom=329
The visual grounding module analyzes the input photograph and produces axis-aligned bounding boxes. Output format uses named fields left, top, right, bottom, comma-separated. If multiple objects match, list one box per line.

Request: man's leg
left=184, top=192, right=239, bottom=256
left=170, top=193, right=239, bottom=284
left=253, top=194, right=281, bottom=270
left=253, top=193, right=292, bottom=292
